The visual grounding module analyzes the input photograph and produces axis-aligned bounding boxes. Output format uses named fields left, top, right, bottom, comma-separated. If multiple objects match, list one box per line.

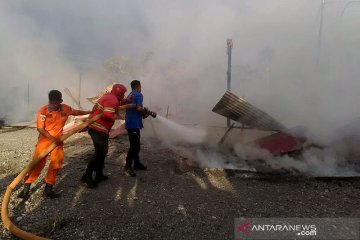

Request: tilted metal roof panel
left=212, top=91, right=286, bottom=131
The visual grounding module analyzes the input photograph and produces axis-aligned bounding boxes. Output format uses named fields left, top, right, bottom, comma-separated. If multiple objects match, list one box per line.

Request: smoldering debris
left=149, top=116, right=360, bottom=177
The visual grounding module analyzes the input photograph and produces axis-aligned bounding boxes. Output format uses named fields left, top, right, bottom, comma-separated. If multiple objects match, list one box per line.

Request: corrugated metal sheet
left=212, top=91, right=286, bottom=131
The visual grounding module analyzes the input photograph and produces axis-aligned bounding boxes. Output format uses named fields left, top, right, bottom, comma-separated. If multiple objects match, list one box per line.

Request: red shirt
left=89, top=93, right=119, bottom=134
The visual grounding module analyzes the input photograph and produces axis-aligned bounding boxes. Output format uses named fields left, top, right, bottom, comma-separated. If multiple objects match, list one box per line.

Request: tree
left=103, top=56, right=136, bottom=82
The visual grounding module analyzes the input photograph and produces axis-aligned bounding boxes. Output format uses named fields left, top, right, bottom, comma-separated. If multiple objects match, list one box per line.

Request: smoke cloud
left=1, top=1, right=360, bottom=174
left=1, top=1, right=359, bottom=126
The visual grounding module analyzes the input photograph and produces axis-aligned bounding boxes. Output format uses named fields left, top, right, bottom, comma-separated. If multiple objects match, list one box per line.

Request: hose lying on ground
left=1, top=114, right=102, bottom=240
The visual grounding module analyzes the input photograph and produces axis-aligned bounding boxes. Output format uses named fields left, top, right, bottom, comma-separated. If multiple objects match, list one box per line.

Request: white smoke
left=2, top=1, right=360, bottom=176
left=232, top=143, right=360, bottom=177
left=2, top=0, right=360, bottom=134
left=195, top=149, right=236, bottom=169
left=155, top=115, right=207, bottom=144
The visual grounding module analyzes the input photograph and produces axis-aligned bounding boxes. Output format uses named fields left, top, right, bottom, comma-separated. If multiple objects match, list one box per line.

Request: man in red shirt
left=18, top=90, right=91, bottom=199
left=81, top=83, right=134, bottom=188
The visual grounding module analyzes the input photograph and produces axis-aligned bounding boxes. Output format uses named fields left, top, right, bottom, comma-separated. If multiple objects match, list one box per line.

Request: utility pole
left=78, top=71, right=82, bottom=107
left=317, top=0, right=360, bottom=64
left=27, top=80, right=30, bottom=105
left=317, top=0, right=325, bottom=65
left=226, top=39, right=233, bottom=127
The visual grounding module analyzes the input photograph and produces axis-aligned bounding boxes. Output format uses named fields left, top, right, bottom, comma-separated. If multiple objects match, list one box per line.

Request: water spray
left=156, top=115, right=207, bottom=144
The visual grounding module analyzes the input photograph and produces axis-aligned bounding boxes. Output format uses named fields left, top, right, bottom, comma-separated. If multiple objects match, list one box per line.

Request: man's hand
left=142, top=108, right=157, bottom=118
left=118, top=103, right=136, bottom=110
left=142, top=107, right=150, bottom=118
left=38, top=128, right=62, bottom=145
left=73, top=110, right=92, bottom=116
left=52, top=137, right=62, bottom=146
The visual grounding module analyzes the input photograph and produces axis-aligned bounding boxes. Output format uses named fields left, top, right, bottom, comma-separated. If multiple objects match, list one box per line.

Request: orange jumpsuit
left=25, top=104, right=80, bottom=185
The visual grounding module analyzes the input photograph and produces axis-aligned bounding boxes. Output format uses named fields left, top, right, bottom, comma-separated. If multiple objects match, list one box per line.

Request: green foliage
left=103, top=56, right=136, bottom=81
left=102, top=52, right=155, bottom=82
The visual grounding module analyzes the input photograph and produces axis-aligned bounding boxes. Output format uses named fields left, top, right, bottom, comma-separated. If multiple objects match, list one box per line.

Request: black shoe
left=18, top=183, right=31, bottom=199
left=134, top=162, right=147, bottom=171
left=44, top=183, right=61, bottom=198
left=124, top=167, right=136, bottom=177
left=81, top=174, right=98, bottom=188
left=94, top=174, right=109, bottom=183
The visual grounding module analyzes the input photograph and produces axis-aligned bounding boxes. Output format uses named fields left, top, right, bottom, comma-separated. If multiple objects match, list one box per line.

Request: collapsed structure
left=212, top=91, right=310, bottom=156
left=213, top=90, right=360, bottom=165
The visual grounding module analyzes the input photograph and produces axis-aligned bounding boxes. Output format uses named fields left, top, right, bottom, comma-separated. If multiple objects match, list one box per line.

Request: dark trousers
left=86, top=128, right=109, bottom=177
left=125, top=129, right=141, bottom=168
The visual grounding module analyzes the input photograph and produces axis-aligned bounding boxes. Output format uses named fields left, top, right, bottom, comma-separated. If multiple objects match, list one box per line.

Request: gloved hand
left=52, top=137, right=62, bottom=146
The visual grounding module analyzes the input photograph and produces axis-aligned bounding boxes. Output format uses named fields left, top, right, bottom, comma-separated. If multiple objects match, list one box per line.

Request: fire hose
left=1, top=114, right=102, bottom=240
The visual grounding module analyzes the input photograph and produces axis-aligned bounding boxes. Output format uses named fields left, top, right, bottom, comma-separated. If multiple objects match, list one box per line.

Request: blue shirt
left=125, top=91, right=143, bottom=129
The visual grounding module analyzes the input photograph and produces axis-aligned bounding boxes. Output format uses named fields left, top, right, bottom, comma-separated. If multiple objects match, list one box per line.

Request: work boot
left=81, top=173, right=98, bottom=188
left=94, top=174, right=109, bottom=183
left=44, top=183, right=60, bottom=198
left=18, top=183, right=31, bottom=199
left=124, top=167, right=136, bottom=177
left=134, top=162, right=147, bottom=171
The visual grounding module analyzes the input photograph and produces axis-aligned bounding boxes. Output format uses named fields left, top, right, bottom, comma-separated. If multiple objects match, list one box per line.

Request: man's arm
left=37, top=128, right=62, bottom=145
left=135, top=105, right=144, bottom=112
left=36, top=111, right=62, bottom=145
left=101, top=99, right=119, bottom=121
left=102, top=109, right=116, bottom=121
left=118, top=103, right=136, bottom=110
left=134, top=93, right=144, bottom=113
left=132, top=94, right=156, bottom=118
left=141, top=107, right=157, bottom=118
left=71, top=109, right=92, bottom=116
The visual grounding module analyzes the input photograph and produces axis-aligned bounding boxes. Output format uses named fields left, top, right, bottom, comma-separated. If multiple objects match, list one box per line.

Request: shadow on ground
left=1, top=132, right=360, bottom=240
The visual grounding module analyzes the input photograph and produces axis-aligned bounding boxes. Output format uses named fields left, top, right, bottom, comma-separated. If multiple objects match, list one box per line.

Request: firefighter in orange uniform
left=18, top=90, right=91, bottom=199
left=81, top=83, right=135, bottom=188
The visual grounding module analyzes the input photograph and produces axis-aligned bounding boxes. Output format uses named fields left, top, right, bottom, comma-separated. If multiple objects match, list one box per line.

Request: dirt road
left=1, top=128, right=360, bottom=239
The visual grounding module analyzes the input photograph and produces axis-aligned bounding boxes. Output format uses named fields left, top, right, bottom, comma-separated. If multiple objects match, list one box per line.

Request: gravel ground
left=1, top=127, right=360, bottom=240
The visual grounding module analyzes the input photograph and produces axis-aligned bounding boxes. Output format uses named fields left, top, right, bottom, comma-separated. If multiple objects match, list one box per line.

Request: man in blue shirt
left=125, top=80, right=156, bottom=177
